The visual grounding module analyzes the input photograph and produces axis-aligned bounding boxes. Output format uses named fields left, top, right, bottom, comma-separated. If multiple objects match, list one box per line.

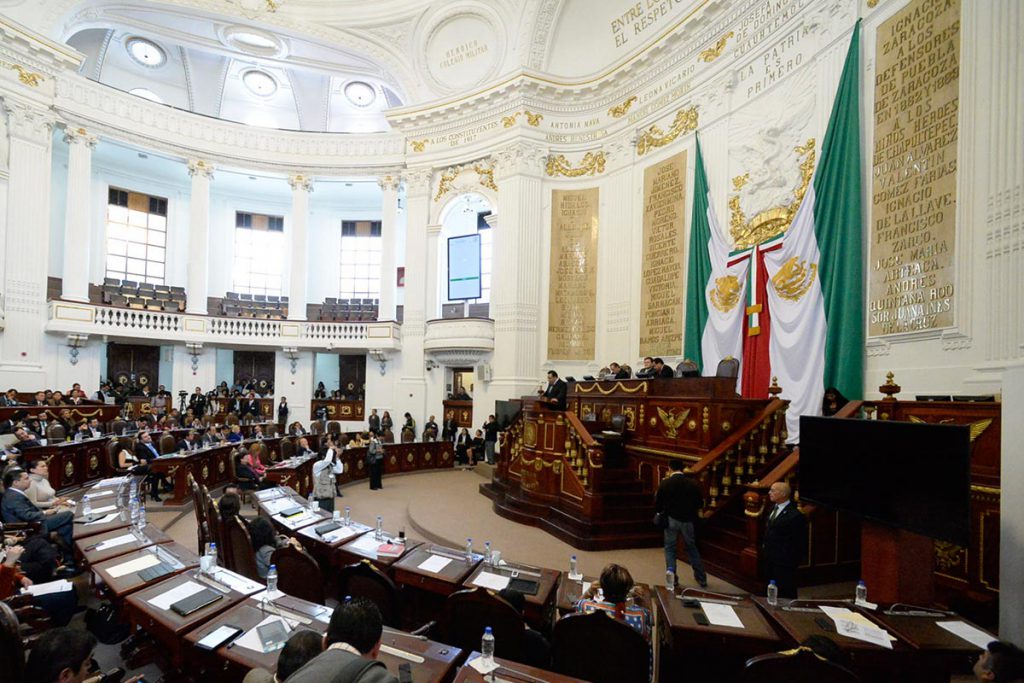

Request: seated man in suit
left=538, top=370, right=568, bottom=410
left=652, top=358, right=675, bottom=378
left=608, top=362, right=630, bottom=380
left=135, top=431, right=170, bottom=499
left=87, top=418, right=103, bottom=438
left=13, top=426, right=42, bottom=449
left=423, top=415, right=439, bottom=442
left=1, top=468, right=74, bottom=564
left=2, top=388, right=20, bottom=406
left=177, top=430, right=200, bottom=452
left=635, top=356, right=656, bottom=378
left=287, top=597, right=397, bottom=683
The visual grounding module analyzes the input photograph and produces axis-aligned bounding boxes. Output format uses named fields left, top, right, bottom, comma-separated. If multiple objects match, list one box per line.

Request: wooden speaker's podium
left=861, top=522, right=935, bottom=604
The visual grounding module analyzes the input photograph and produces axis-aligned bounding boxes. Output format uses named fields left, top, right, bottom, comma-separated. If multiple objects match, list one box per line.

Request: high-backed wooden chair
left=401, top=428, right=414, bottom=443
left=675, top=359, right=700, bottom=377
left=716, top=356, right=740, bottom=378
left=111, top=419, right=128, bottom=436
left=191, top=479, right=209, bottom=549
left=739, top=648, right=863, bottom=683
left=227, top=452, right=257, bottom=501
left=279, top=437, right=294, bottom=461
left=381, top=429, right=395, bottom=444
left=310, top=421, right=324, bottom=435
left=223, top=516, right=260, bottom=581
left=336, top=560, right=403, bottom=627
left=327, top=421, right=341, bottom=436
left=206, top=497, right=222, bottom=550
left=270, top=544, right=325, bottom=604
left=441, top=588, right=528, bottom=665
left=108, top=440, right=130, bottom=475
left=45, top=424, right=65, bottom=442
left=551, top=610, right=649, bottom=683
left=158, top=433, right=177, bottom=454
left=225, top=413, right=240, bottom=426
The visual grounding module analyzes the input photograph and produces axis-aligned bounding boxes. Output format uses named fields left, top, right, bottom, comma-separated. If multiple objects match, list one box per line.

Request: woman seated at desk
left=288, top=421, right=306, bottom=437
left=26, top=459, right=71, bottom=510
left=241, top=444, right=267, bottom=480
left=573, top=563, right=652, bottom=642
left=249, top=516, right=299, bottom=579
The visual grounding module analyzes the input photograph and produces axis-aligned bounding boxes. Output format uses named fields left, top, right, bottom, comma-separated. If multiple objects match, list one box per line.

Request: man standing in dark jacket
left=761, top=481, right=807, bottom=599
left=655, top=459, right=707, bottom=587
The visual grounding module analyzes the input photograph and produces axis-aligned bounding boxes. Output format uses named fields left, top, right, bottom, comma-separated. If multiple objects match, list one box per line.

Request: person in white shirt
left=312, top=436, right=344, bottom=511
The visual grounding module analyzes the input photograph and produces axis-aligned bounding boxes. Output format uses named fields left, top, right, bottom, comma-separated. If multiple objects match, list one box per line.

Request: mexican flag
left=684, top=23, right=864, bottom=441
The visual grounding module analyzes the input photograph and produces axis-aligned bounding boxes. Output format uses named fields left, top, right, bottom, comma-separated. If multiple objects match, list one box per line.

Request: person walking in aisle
left=367, top=431, right=384, bottom=490
left=655, top=459, right=708, bottom=588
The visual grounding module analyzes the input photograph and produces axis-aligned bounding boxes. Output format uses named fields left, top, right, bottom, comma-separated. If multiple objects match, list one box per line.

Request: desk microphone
left=884, top=602, right=956, bottom=617
left=678, top=587, right=743, bottom=605
left=780, top=598, right=847, bottom=612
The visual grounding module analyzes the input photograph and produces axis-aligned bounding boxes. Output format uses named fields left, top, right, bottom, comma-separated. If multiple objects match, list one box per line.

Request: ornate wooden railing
left=688, top=398, right=790, bottom=515
left=562, top=410, right=603, bottom=495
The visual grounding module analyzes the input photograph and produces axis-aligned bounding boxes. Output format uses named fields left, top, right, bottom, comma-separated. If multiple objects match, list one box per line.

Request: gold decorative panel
left=548, top=188, right=599, bottom=360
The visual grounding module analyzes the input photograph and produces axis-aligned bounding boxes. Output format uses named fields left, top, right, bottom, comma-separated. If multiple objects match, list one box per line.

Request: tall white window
left=233, top=212, right=285, bottom=296
left=339, top=220, right=382, bottom=299
left=105, top=187, right=167, bottom=284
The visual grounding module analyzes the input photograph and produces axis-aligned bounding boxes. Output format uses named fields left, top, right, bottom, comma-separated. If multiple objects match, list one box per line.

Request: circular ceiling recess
left=242, top=69, right=278, bottom=96
left=125, top=37, right=166, bottom=67
left=344, top=81, right=377, bottom=107
left=220, top=25, right=288, bottom=58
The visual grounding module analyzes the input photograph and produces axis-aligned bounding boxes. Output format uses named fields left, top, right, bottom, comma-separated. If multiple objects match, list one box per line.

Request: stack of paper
left=417, top=555, right=452, bottom=573
left=209, top=568, right=263, bottom=595
left=106, top=553, right=161, bottom=578
left=261, top=497, right=297, bottom=515
left=937, top=621, right=995, bottom=649
left=472, top=572, right=511, bottom=591
left=699, top=601, right=745, bottom=628
left=148, top=581, right=206, bottom=609
left=347, top=534, right=386, bottom=556
left=93, top=533, right=137, bottom=552
left=819, top=606, right=894, bottom=649
left=25, top=579, right=74, bottom=596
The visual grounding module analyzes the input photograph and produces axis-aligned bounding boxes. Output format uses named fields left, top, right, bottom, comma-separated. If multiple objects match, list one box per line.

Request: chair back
left=206, top=498, right=222, bottom=549
left=336, top=560, right=402, bottom=627
left=0, top=602, right=24, bottom=683
left=401, top=428, right=414, bottom=443
left=107, top=440, right=128, bottom=474
left=111, top=419, right=128, bottom=435
left=326, top=421, right=340, bottom=435
left=223, top=516, right=261, bottom=581
left=441, top=588, right=528, bottom=664
left=159, top=433, right=177, bottom=454
left=609, top=414, right=626, bottom=434
left=675, top=359, right=700, bottom=377
left=191, top=479, right=209, bottom=549
left=280, top=437, right=296, bottom=460
left=551, top=610, right=649, bottom=683
left=265, top=423, right=278, bottom=438
left=270, top=544, right=325, bottom=604
left=310, top=421, right=324, bottom=435
left=382, top=429, right=395, bottom=443
left=716, top=356, right=740, bottom=378
left=45, top=424, right=65, bottom=441
left=739, top=648, right=862, bottom=683
left=226, top=413, right=240, bottom=426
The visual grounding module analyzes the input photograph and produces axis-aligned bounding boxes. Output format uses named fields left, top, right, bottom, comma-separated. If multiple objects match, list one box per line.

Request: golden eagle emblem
left=709, top=275, right=741, bottom=313
left=657, top=407, right=690, bottom=440
left=907, top=416, right=993, bottom=443
left=771, top=256, right=817, bottom=301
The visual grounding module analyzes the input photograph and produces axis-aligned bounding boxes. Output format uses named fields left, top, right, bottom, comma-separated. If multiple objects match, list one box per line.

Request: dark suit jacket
left=287, top=647, right=397, bottom=683
left=656, top=366, right=675, bottom=378
left=614, top=369, right=630, bottom=379
left=178, top=439, right=199, bottom=452
left=543, top=379, right=568, bottom=410
left=655, top=472, right=702, bottom=523
left=1, top=489, right=43, bottom=524
left=243, top=400, right=260, bottom=417
left=762, top=502, right=807, bottom=569
left=135, top=441, right=161, bottom=462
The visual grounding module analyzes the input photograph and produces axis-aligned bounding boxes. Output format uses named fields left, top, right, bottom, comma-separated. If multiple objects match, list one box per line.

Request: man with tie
left=2, top=468, right=75, bottom=564
left=761, top=481, right=807, bottom=599
left=538, top=370, right=567, bottom=410
left=177, top=430, right=200, bottom=452
left=87, top=418, right=103, bottom=438
left=135, top=431, right=169, bottom=500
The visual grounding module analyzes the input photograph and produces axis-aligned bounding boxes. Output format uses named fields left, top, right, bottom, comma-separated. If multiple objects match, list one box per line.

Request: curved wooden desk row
left=65, top=480, right=466, bottom=683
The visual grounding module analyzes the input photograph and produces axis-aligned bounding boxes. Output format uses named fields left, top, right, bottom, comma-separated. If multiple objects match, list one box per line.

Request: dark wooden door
left=234, top=351, right=275, bottom=394
left=339, top=355, right=366, bottom=398
left=106, top=343, right=160, bottom=390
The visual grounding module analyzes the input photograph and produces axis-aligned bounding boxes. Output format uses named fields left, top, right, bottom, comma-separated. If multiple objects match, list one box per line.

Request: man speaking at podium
left=538, top=370, right=567, bottom=410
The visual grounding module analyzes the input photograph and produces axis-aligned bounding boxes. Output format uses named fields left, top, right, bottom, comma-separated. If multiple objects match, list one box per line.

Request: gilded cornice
left=545, top=151, right=606, bottom=178
left=635, top=106, right=699, bottom=156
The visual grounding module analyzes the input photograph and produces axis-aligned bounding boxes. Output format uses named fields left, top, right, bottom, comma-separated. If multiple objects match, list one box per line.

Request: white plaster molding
left=287, top=173, right=314, bottom=192
left=492, top=140, right=547, bottom=179
left=3, top=98, right=56, bottom=144
left=423, top=317, right=495, bottom=358
left=186, top=158, right=215, bottom=179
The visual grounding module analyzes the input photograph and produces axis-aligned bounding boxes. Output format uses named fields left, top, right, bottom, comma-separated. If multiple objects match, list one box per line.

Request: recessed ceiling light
left=129, top=88, right=163, bottom=103
left=243, top=69, right=277, bottom=96
left=234, top=32, right=277, bottom=49
left=137, top=153, right=149, bottom=159
left=126, top=38, right=166, bottom=67
left=344, top=81, right=376, bottom=108
left=249, top=176, right=257, bottom=180
left=345, top=183, right=353, bottom=187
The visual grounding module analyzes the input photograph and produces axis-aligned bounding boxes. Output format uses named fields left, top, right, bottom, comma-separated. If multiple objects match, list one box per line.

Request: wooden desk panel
left=264, top=454, right=316, bottom=497
left=73, top=511, right=132, bottom=541
left=335, top=533, right=419, bottom=572
left=394, top=545, right=482, bottom=597
left=454, top=652, right=586, bottom=683
left=310, top=398, right=365, bottom=422
left=462, top=561, right=559, bottom=631
left=92, top=542, right=200, bottom=600
left=76, top=523, right=171, bottom=565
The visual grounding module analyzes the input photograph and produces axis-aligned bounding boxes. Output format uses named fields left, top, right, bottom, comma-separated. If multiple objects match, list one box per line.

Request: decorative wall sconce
left=186, top=342, right=203, bottom=375
left=369, top=349, right=389, bottom=376
left=67, top=334, right=88, bottom=365
left=425, top=359, right=439, bottom=371
left=283, top=347, right=300, bottom=374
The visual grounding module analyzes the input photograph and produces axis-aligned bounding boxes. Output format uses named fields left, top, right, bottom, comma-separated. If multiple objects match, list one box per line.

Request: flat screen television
left=799, top=416, right=971, bottom=546
left=494, top=400, right=521, bottom=430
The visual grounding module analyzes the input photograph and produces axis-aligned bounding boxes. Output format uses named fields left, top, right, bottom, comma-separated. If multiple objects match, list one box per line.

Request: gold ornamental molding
left=473, top=162, right=498, bottom=192
left=434, top=161, right=499, bottom=202
left=0, top=61, right=43, bottom=87
left=501, top=110, right=544, bottom=128
left=434, top=166, right=459, bottom=202
left=729, top=138, right=815, bottom=250
left=545, top=151, right=606, bottom=178
left=608, top=96, right=637, bottom=118
left=636, top=106, right=699, bottom=156
left=699, top=32, right=735, bottom=62
left=575, top=380, right=648, bottom=395
left=410, top=139, right=427, bottom=153
left=867, top=0, right=881, bottom=7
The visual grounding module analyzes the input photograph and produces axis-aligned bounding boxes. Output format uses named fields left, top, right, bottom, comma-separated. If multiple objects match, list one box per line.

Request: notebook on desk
left=170, top=587, right=223, bottom=616
left=507, top=577, right=540, bottom=596
left=137, top=562, right=175, bottom=583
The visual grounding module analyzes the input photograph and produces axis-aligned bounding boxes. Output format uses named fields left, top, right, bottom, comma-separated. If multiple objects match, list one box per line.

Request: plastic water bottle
left=375, top=515, right=384, bottom=541
left=484, top=541, right=492, bottom=566
left=855, top=580, right=867, bottom=604
left=767, top=579, right=778, bottom=607
left=82, top=495, right=92, bottom=518
left=137, top=496, right=147, bottom=529
left=666, top=569, right=675, bottom=592
left=465, top=538, right=473, bottom=563
left=344, top=506, right=351, bottom=527
left=569, top=555, right=578, bottom=577
left=307, top=490, right=316, bottom=513
left=130, top=497, right=140, bottom=527
left=481, top=626, right=495, bottom=665
left=208, top=542, right=218, bottom=570
left=266, top=564, right=278, bottom=594
left=129, top=477, right=139, bottom=501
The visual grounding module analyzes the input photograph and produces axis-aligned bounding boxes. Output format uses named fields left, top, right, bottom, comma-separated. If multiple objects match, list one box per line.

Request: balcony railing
left=46, top=300, right=401, bottom=350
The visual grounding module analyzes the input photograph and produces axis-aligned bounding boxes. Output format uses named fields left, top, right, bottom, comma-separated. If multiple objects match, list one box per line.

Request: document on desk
left=348, top=534, right=384, bottom=556
left=472, top=571, right=511, bottom=591
left=88, top=489, right=115, bottom=499
left=107, top=552, right=162, bottom=578
left=93, top=533, right=137, bottom=552
left=148, top=580, right=206, bottom=610
left=417, top=554, right=452, bottom=573
left=833, top=618, right=894, bottom=649
left=255, top=488, right=285, bottom=501
left=94, top=476, right=129, bottom=488
left=209, top=568, right=263, bottom=595
left=699, top=601, right=744, bottom=628
left=274, top=511, right=318, bottom=529
left=86, top=512, right=121, bottom=526
left=25, top=579, right=74, bottom=596
left=937, top=621, right=994, bottom=649
left=262, top=497, right=298, bottom=514
left=234, top=616, right=295, bottom=653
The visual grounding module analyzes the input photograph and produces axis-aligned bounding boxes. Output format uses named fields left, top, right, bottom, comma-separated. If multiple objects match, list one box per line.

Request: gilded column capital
left=62, top=125, right=97, bottom=149
left=288, top=173, right=314, bottom=192
left=187, top=158, right=216, bottom=179
left=401, top=167, right=434, bottom=199
left=377, top=174, right=402, bottom=193
left=3, top=99, right=56, bottom=145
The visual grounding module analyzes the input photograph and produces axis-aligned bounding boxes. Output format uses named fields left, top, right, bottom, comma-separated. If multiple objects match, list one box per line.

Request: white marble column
left=489, top=141, right=548, bottom=398
left=598, top=140, right=636, bottom=366
left=396, top=167, right=433, bottom=420
left=425, top=223, right=442, bottom=319
left=61, top=125, right=97, bottom=302
left=287, top=173, right=313, bottom=321
left=186, top=159, right=215, bottom=315
left=0, top=99, right=55, bottom=385
left=377, top=175, right=400, bottom=321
